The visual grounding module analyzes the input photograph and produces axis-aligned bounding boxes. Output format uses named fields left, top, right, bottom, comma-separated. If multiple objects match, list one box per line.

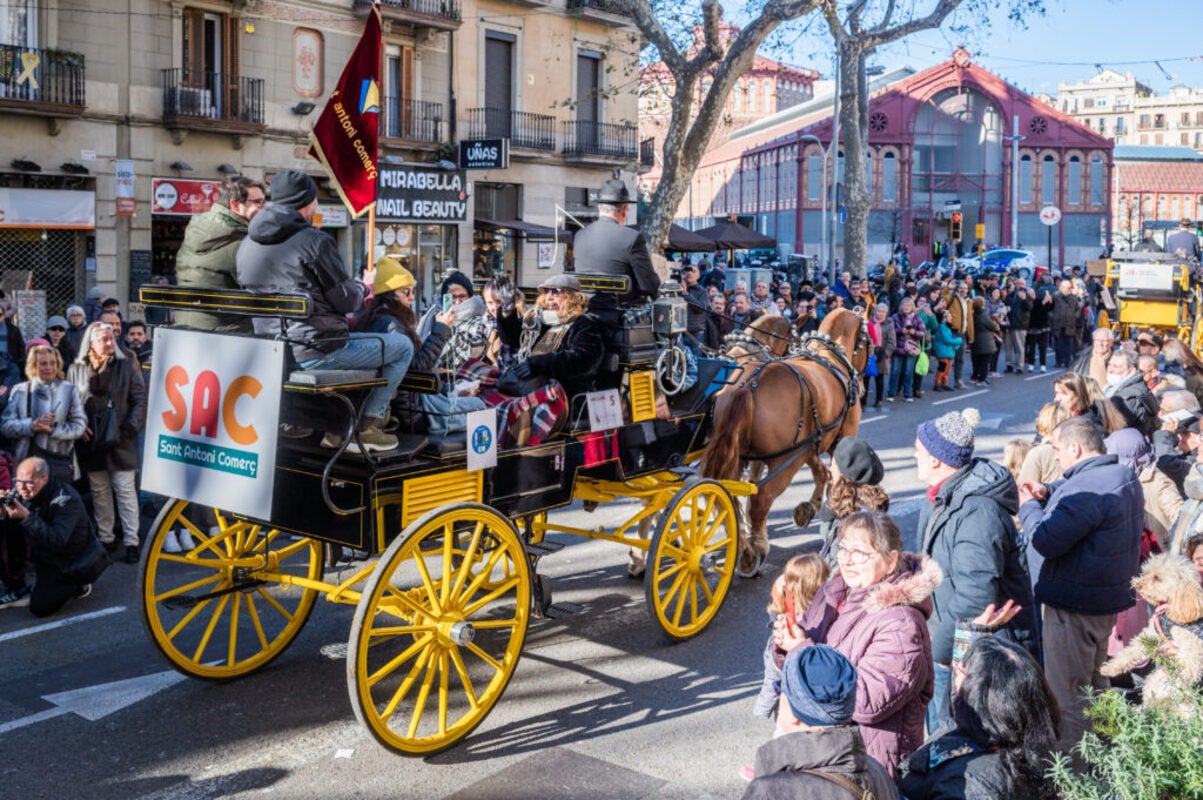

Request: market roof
left=1113, top=145, right=1203, bottom=162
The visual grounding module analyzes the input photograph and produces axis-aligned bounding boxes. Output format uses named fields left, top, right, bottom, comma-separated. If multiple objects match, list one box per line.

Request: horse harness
left=728, top=327, right=868, bottom=470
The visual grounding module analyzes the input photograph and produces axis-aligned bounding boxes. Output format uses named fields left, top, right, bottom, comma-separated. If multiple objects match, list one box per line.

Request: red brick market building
left=674, top=49, right=1115, bottom=268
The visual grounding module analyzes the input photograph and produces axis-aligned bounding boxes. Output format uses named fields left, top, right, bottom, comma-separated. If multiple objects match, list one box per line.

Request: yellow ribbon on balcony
left=17, top=52, right=39, bottom=89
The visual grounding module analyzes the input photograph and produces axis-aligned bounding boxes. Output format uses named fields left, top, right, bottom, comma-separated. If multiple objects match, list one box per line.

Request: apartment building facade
left=1054, top=69, right=1203, bottom=153
left=0, top=0, right=638, bottom=319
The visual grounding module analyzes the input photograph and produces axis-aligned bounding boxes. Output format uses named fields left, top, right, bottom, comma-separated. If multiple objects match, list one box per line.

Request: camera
left=0, top=488, right=20, bottom=515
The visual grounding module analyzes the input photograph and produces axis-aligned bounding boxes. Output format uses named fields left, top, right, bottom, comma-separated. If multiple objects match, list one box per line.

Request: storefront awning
left=475, top=218, right=571, bottom=242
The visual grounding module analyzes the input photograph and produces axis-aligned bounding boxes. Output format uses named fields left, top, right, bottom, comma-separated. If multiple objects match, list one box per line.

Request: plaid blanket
left=456, top=359, right=568, bottom=447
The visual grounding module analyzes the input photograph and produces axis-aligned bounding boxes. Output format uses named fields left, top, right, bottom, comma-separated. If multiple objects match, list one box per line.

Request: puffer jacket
left=970, top=312, right=998, bottom=355
left=742, top=726, right=899, bottom=800
left=797, top=554, right=942, bottom=776
left=918, top=458, right=1039, bottom=664
left=1018, top=454, right=1143, bottom=615
left=931, top=323, right=962, bottom=360
left=173, top=204, right=252, bottom=332
left=236, top=204, right=365, bottom=363
left=0, top=379, right=88, bottom=461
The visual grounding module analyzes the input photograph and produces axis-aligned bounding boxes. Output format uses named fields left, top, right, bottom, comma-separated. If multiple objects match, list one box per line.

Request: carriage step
left=543, top=601, right=584, bottom=619
left=525, top=541, right=565, bottom=557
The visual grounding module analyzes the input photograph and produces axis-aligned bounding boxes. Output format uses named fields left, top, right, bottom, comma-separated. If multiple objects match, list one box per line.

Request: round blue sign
left=471, top=425, right=492, bottom=454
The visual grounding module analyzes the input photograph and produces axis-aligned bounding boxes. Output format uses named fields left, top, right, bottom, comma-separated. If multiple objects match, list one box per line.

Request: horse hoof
left=794, top=505, right=815, bottom=528
left=736, top=548, right=766, bottom=579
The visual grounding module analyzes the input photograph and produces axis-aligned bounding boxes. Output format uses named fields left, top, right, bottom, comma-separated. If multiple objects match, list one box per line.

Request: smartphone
left=442, top=293, right=454, bottom=313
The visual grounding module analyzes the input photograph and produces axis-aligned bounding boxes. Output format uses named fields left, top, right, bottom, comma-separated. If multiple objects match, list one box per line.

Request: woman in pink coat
left=778, top=511, right=942, bottom=776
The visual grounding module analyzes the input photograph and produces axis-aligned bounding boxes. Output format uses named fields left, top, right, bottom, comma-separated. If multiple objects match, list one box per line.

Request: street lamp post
left=797, top=133, right=829, bottom=277
left=1005, top=115, right=1025, bottom=248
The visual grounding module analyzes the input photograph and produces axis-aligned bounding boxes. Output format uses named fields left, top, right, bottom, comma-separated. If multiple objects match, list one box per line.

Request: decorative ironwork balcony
left=362, top=0, right=462, bottom=30
left=161, top=69, right=265, bottom=133
left=382, top=97, right=442, bottom=143
left=0, top=44, right=85, bottom=115
left=562, top=120, right=637, bottom=160
left=466, top=108, right=555, bottom=151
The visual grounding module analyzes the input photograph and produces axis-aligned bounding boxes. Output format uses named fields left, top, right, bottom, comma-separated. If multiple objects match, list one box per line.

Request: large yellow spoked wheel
left=141, top=499, right=323, bottom=681
left=1096, top=309, right=1111, bottom=335
left=347, top=503, right=530, bottom=755
left=1192, top=314, right=1203, bottom=358
left=645, top=480, right=738, bottom=642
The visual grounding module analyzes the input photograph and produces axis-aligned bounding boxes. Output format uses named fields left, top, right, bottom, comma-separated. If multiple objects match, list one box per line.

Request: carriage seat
left=286, top=369, right=383, bottom=388
left=423, top=433, right=467, bottom=457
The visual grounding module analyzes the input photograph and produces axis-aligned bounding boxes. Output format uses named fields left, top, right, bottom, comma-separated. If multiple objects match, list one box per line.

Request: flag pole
left=366, top=204, right=376, bottom=278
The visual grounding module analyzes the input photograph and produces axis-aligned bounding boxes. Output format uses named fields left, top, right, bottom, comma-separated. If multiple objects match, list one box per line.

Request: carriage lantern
left=653, top=280, right=688, bottom=335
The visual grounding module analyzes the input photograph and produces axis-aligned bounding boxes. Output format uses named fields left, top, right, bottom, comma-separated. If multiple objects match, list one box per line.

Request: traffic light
left=950, top=212, right=963, bottom=241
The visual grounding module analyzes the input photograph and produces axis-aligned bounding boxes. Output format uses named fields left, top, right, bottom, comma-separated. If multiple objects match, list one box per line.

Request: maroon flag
left=308, top=5, right=382, bottom=217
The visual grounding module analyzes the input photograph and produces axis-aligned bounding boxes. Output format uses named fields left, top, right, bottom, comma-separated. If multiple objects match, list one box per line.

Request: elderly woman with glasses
left=495, top=273, right=606, bottom=402
left=66, top=322, right=146, bottom=564
left=774, top=511, right=940, bottom=777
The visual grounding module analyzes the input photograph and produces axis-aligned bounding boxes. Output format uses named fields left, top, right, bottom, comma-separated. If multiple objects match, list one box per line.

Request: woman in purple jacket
left=776, top=511, right=941, bottom=776
left=889, top=297, right=925, bottom=402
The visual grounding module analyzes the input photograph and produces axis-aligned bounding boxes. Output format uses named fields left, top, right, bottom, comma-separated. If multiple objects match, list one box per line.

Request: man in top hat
left=237, top=170, right=413, bottom=453
left=1166, top=217, right=1201, bottom=263
left=742, top=645, right=898, bottom=800
left=570, top=174, right=660, bottom=325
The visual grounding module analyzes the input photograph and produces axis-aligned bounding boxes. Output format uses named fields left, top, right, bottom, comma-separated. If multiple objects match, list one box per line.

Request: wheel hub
left=445, top=620, right=475, bottom=646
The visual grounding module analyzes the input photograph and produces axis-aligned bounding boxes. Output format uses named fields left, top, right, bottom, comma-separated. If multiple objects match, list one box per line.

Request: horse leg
left=793, top=454, right=829, bottom=528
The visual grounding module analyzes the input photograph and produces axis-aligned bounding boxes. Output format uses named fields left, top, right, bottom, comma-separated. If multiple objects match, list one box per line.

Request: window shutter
left=181, top=8, right=204, bottom=85
left=223, top=15, right=241, bottom=118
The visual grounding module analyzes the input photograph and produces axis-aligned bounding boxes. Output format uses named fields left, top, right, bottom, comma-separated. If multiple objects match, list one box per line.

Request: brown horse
left=700, top=308, right=868, bottom=575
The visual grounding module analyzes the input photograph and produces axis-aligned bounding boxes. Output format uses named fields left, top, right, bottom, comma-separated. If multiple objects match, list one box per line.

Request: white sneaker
left=1026, top=364, right=1034, bottom=373
left=176, top=528, right=196, bottom=551
left=1040, top=365, right=1047, bottom=373
left=161, top=529, right=181, bottom=553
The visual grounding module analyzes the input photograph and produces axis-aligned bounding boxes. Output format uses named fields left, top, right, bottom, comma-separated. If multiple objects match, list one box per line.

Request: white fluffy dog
left=1101, top=553, right=1203, bottom=711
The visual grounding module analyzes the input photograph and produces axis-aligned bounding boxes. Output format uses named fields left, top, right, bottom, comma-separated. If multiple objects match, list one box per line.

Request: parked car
left=957, top=248, right=1045, bottom=281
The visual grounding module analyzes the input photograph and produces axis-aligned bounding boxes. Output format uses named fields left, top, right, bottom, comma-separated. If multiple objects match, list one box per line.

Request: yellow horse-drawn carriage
left=134, top=278, right=755, bottom=756
left=1099, top=251, right=1203, bottom=350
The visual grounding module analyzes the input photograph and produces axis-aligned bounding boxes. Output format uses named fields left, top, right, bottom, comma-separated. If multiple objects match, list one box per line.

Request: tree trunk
left=838, top=41, right=869, bottom=278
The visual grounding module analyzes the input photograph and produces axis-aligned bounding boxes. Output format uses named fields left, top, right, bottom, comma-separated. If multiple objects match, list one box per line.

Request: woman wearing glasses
left=775, top=511, right=940, bottom=777
left=355, top=258, right=455, bottom=435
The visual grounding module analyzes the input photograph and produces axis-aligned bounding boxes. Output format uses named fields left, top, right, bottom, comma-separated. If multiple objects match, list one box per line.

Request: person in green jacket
left=173, top=176, right=266, bottom=332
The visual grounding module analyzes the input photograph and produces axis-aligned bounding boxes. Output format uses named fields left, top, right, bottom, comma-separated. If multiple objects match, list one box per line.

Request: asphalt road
left=0, top=368, right=1059, bottom=800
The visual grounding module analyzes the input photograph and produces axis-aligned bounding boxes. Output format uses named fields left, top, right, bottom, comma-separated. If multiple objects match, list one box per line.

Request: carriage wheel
left=1192, top=314, right=1203, bottom=357
left=1096, top=308, right=1110, bottom=334
left=645, top=480, right=738, bottom=642
left=141, top=499, right=323, bottom=681
left=347, top=503, right=530, bottom=755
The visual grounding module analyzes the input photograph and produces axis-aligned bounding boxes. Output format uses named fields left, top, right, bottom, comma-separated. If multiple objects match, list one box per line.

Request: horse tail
left=702, top=388, right=756, bottom=480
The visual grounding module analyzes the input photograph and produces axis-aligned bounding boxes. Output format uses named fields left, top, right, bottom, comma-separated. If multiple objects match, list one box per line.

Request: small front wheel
left=645, top=480, right=738, bottom=642
left=347, top=503, right=530, bottom=755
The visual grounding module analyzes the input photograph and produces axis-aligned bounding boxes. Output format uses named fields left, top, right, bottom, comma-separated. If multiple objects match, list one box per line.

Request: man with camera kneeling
left=0, top=457, right=101, bottom=616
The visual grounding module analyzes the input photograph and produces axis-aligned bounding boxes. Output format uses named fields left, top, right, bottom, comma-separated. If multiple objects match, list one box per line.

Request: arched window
left=1042, top=154, right=1057, bottom=206
left=1090, top=155, right=1104, bottom=205
left=1172, top=197, right=1179, bottom=220
left=764, top=80, right=773, bottom=112
left=807, top=154, right=822, bottom=202
left=1019, top=155, right=1033, bottom=204
left=1067, top=155, right=1081, bottom=206
left=882, top=152, right=897, bottom=201
left=864, top=151, right=873, bottom=196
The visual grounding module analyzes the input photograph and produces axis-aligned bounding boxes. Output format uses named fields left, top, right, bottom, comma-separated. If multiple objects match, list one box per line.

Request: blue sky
left=777, top=0, right=1203, bottom=97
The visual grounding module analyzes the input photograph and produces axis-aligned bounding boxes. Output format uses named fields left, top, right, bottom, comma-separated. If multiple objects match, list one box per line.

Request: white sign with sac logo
left=466, top=408, right=497, bottom=472
left=141, top=329, right=285, bottom=520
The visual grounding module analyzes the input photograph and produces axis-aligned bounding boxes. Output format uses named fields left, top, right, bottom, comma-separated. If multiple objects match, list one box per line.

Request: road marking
left=931, top=389, right=988, bottom=405
left=0, top=668, right=187, bottom=736
left=1024, top=369, right=1064, bottom=381
left=858, top=414, right=888, bottom=424
left=0, top=605, right=125, bottom=644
